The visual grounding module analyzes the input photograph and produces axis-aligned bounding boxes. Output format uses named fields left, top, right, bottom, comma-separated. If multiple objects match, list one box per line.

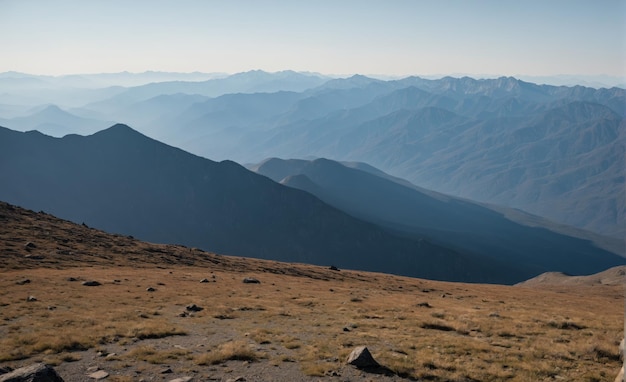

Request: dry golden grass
left=0, top=202, right=623, bottom=381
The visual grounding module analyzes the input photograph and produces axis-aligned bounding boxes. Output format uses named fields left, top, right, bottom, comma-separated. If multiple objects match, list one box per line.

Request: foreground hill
left=0, top=125, right=524, bottom=284
left=251, top=157, right=624, bottom=278
left=0, top=200, right=622, bottom=382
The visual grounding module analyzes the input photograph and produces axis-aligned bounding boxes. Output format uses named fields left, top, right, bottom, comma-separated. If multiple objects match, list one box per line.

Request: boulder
left=346, top=346, right=379, bottom=368
left=0, top=363, right=64, bottom=382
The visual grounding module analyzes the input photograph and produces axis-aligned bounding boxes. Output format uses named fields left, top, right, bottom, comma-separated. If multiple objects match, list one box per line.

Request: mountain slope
left=251, top=157, right=624, bottom=277
left=0, top=124, right=530, bottom=283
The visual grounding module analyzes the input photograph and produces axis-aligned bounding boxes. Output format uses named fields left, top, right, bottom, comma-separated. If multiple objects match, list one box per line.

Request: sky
left=1, top=0, right=625, bottom=78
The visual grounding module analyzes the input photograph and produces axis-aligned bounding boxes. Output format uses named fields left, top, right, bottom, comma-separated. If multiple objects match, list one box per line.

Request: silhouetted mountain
left=251, top=158, right=624, bottom=277
left=0, top=124, right=533, bottom=284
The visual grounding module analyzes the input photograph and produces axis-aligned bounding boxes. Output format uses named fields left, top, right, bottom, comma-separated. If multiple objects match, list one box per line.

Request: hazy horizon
left=1, top=0, right=624, bottom=79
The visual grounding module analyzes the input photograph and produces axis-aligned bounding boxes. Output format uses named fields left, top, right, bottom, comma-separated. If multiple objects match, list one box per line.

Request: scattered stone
left=47, top=306, right=56, bottom=311
left=225, top=377, right=246, bottom=382
left=346, top=346, right=380, bottom=368
left=25, top=242, right=36, bottom=249
left=0, top=366, right=12, bottom=375
left=416, top=302, right=432, bottom=308
left=242, top=278, right=260, bottom=284
left=67, top=277, right=78, bottom=282
left=169, top=378, right=192, bottom=382
left=86, top=367, right=99, bottom=373
left=0, top=363, right=64, bottom=382
left=159, top=368, right=172, bottom=374
left=105, top=353, right=117, bottom=359
left=82, top=281, right=101, bottom=287
left=146, top=287, right=156, bottom=292
left=200, top=278, right=209, bottom=283
left=88, top=370, right=108, bottom=380
left=343, top=327, right=351, bottom=332
left=186, top=304, right=203, bottom=312
left=329, top=265, right=340, bottom=271
left=620, top=338, right=624, bottom=361
left=16, top=279, right=31, bottom=285
left=26, top=296, right=37, bottom=302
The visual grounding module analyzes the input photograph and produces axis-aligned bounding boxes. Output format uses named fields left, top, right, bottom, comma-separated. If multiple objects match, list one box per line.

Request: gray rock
left=26, top=296, right=37, bottom=302
left=88, top=370, right=108, bottom=380
left=146, top=287, right=156, bottom=292
left=346, top=346, right=379, bottom=368
left=0, top=363, right=64, bottom=382
left=16, top=279, right=31, bottom=285
left=242, top=278, right=260, bottom=284
left=82, top=281, right=101, bottom=287
left=199, top=278, right=209, bottom=283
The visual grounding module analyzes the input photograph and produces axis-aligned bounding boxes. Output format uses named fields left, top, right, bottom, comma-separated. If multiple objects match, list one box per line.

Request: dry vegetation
left=0, top=202, right=623, bottom=381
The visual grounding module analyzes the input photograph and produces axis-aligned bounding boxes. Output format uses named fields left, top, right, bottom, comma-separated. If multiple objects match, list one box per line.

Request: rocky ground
left=0, top=202, right=624, bottom=382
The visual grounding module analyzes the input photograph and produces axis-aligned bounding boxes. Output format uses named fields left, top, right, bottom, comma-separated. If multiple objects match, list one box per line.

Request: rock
left=346, top=346, right=380, bottom=368
left=168, top=378, right=192, bottom=382
left=67, top=277, right=78, bottom=282
left=242, top=278, right=260, bottom=284
left=146, top=287, right=156, bottom=292
left=159, top=368, right=172, bottom=374
left=25, top=242, right=36, bottom=249
left=186, top=304, right=203, bottom=312
left=199, top=278, right=209, bottom=283
left=82, top=281, right=101, bottom=286
left=0, top=366, right=13, bottom=375
left=329, top=265, right=340, bottom=271
left=0, top=363, right=64, bottom=382
left=619, top=338, right=624, bottom=361
left=225, top=377, right=246, bottom=382
left=88, top=370, right=108, bottom=380
left=16, top=279, right=31, bottom=285
left=26, top=296, right=37, bottom=302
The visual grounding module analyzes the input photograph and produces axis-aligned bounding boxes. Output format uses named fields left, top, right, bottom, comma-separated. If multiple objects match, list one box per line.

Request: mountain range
left=0, top=71, right=623, bottom=239
left=1, top=124, right=623, bottom=284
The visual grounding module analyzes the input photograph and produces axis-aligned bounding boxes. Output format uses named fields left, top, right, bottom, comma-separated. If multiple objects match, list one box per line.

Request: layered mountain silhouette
left=0, top=72, right=623, bottom=239
left=1, top=124, right=533, bottom=284
left=251, top=157, right=624, bottom=276
left=1, top=125, right=624, bottom=284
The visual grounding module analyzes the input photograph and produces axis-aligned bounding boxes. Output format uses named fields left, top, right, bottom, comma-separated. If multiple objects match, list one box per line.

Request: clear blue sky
left=1, top=0, right=624, bottom=77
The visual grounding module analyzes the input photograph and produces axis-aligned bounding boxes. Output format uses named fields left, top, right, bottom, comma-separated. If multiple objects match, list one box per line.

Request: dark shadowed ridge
left=0, top=124, right=535, bottom=284
left=252, top=157, right=625, bottom=277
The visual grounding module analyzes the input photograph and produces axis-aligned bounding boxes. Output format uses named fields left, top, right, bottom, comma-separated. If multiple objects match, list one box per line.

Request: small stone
left=346, top=346, right=379, bottom=368
left=16, top=279, right=31, bottom=285
left=82, top=281, right=101, bottom=286
left=0, top=363, right=63, bottom=382
left=186, top=304, right=203, bottom=312
left=26, top=295, right=37, bottom=302
left=200, top=278, right=209, bottom=283
left=168, top=377, right=192, bottom=382
left=25, top=242, right=36, bottom=249
left=343, top=327, right=351, bottom=332
left=86, top=366, right=100, bottom=372
left=160, top=367, right=173, bottom=374
left=88, top=370, right=109, bottom=380
left=67, top=277, right=78, bottom=282
left=329, top=265, right=340, bottom=271
left=105, top=353, right=117, bottom=359
left=146, top=287, right=156, bottom=292
left=242, top=278, right=260, bottom=284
